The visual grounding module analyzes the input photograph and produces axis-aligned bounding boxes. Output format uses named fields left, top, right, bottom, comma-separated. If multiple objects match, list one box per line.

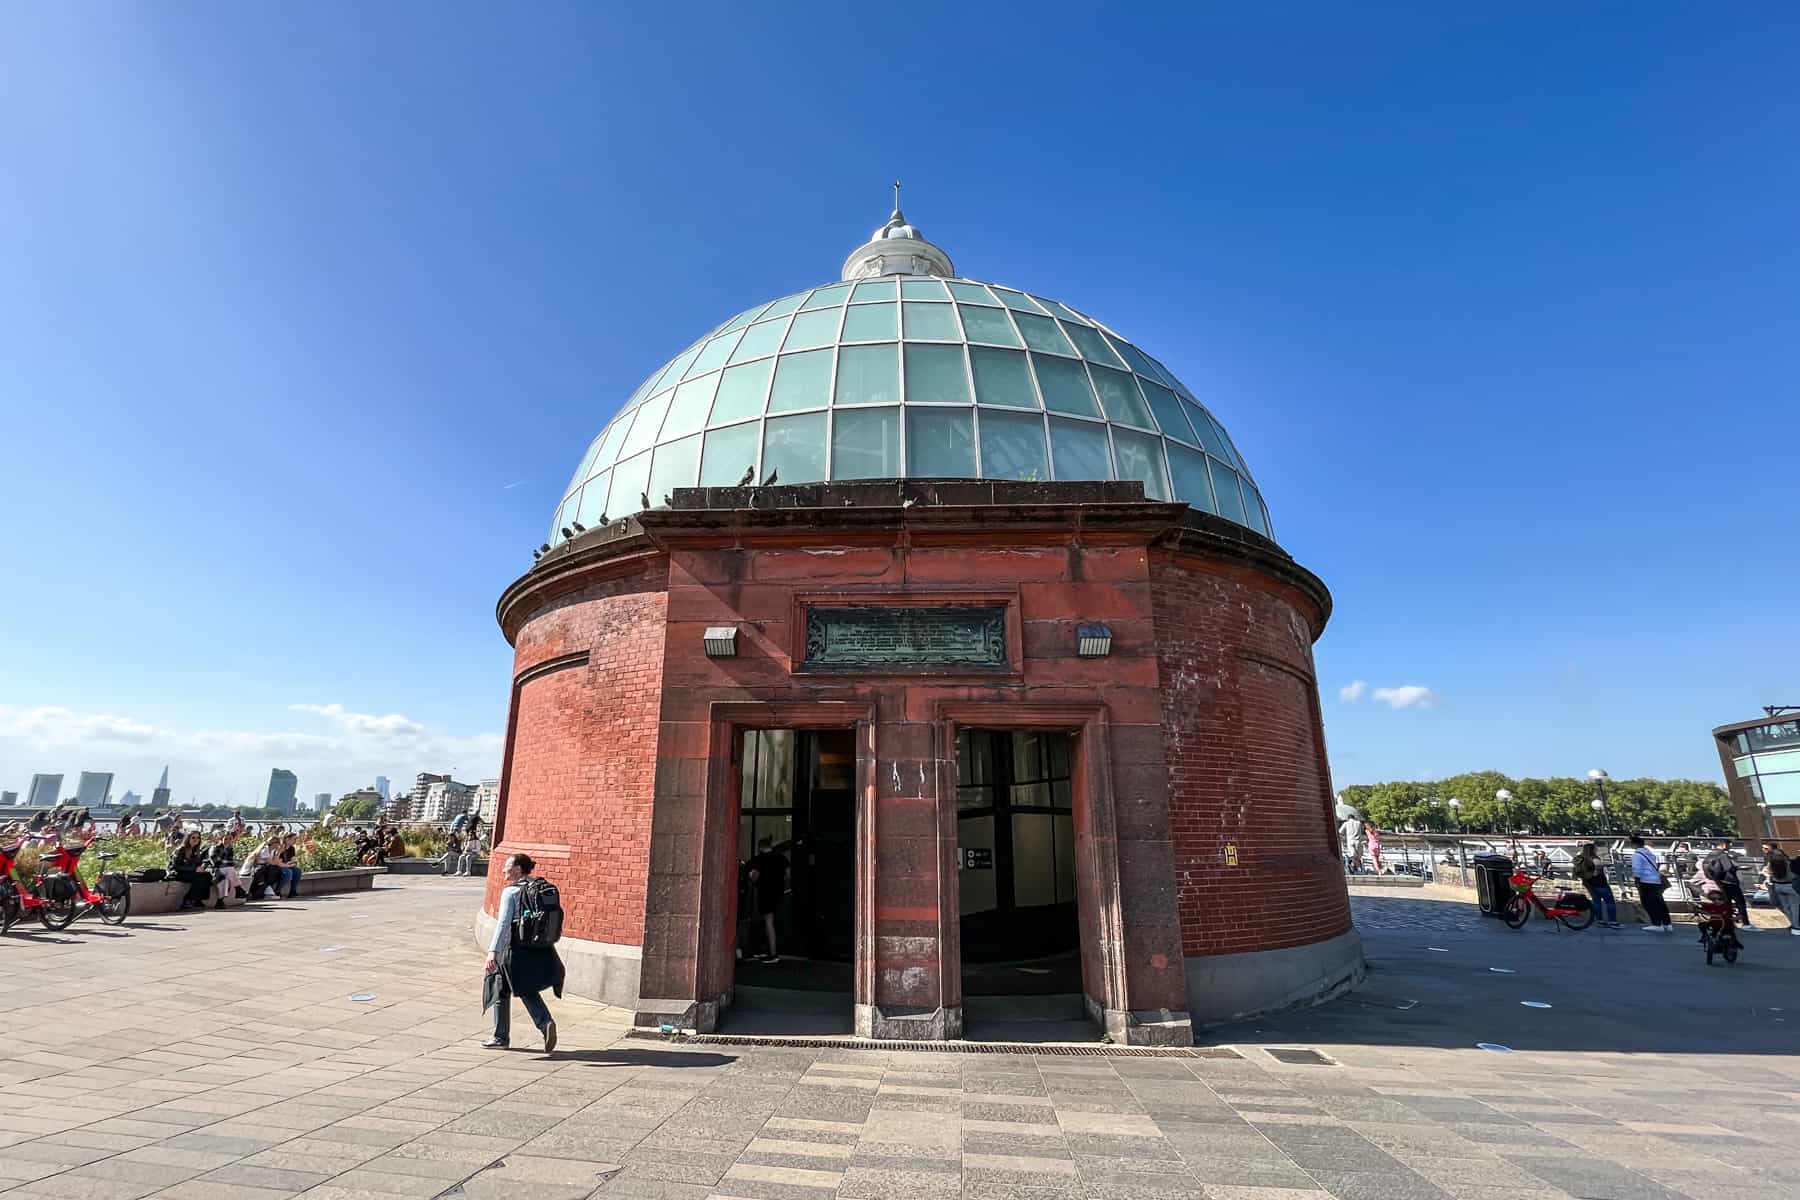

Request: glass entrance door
left=737, top=728, right=857, bottom=967
left=955, top=728, right=1078, bottom=964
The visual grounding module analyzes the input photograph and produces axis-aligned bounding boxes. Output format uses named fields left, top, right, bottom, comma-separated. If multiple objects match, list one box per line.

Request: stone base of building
left=1184, top=928, right=1365, bottom=1027
left=854, top=1003, right=963, bottom=1040
left=474, top=910, right=643, bottom=1011
left=633, top=994, right=726, bottom=1034
left=1083, top=995, right=1195, bottom=1046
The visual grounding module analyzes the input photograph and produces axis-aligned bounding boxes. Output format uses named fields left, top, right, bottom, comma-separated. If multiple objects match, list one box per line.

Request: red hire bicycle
left=1502, top=869, right=1595, bottom=931
left=0, top=832, right=130, bottom=932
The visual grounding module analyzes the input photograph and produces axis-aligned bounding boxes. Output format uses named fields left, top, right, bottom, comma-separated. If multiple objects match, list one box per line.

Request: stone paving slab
left=0, top=880, right=1797, bottom=1200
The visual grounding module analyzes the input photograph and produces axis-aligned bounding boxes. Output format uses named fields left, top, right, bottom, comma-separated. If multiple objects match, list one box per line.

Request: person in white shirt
left=482, top=853, right=563, bottom=1051
left=1338, top=815, right=1365, bottom=874
left=1628, top=834, right=1673, bottom=931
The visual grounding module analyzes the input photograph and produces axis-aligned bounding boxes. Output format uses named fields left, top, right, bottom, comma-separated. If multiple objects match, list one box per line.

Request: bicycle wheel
left=0, top=888, right=19, bottom=934
left=1503, top=895, right=1531, bottom=928
left=38, top=894, right=77, bottom=931
left=97, top=880, right=130, bottom=926
left=1723, top=943, right=1738, bottom=964
left=1558, top=905, right=1595, bottom=932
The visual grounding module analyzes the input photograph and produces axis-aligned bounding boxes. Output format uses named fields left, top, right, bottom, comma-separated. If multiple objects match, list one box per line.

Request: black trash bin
left=1473, top=853, right=1514, bottom=918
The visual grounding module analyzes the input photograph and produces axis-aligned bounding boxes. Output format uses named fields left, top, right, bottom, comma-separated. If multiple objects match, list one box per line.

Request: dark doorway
left=956, top=728, right=1088, bottom=1037
left=728, top=728, right=856, bottom=1031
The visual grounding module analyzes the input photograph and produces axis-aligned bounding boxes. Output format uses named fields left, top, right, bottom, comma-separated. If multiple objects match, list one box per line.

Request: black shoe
left=543, top=1021, right=557, bottom=1054
left=213, top=899, right=226, bottom=910
left=481, top=1037, right=508, bottom=1049
left=234, top=888, right=247, bottom=899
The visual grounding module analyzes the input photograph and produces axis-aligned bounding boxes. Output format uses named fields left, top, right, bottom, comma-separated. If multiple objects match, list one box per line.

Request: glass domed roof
left=550, top=231, right=1271, bottom=549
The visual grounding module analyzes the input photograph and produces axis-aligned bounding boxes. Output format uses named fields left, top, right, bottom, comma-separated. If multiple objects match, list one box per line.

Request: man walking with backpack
left=483, top=852, right=565, bottom=1052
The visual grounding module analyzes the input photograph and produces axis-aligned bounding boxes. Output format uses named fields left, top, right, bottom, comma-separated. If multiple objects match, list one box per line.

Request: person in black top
left=746, top=838, right=788, bottom=964
left=275, top=833, right=302, bottom=898
left=168, top=831, right=215, bottom=910
left=208, top=830, right=247, bottom=905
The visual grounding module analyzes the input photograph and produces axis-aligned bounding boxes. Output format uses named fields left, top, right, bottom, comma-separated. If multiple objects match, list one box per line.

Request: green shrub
left=401, top=826, right=449, bottom=859
left=298, top=834, right=362, bottom=872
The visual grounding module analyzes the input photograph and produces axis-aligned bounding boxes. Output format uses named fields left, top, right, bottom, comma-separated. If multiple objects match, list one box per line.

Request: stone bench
left=126, top=867, right=384, bottom=914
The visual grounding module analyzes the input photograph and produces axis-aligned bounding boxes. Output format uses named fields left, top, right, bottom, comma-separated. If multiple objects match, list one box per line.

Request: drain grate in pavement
left=622, top=1030, right=1239, bottom=1058
left=1265, top=1047, right=1334, bottom=1065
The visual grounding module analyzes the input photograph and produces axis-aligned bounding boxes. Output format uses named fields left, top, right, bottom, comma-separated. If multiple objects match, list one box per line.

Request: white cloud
left=0, top=703, right=501, bottom=805
left=1339, top=680, right=1367, bottom=702
left=1371, top=685, right=1438, bottom=710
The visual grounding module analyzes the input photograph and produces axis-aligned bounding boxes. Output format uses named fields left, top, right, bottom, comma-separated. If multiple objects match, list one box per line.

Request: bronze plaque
left=804, top=606, right=1006, bottom=670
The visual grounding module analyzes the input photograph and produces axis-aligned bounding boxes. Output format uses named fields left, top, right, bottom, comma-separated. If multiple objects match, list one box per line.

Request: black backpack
left=1702, top=851, right=1734, bottom=884
left=514, top=876, right=563, bottom=947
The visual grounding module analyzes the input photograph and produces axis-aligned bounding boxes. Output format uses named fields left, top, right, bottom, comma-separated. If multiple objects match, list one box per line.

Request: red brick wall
left=1151, top=553, right=1351, bottom=957
left=637, top=535, right=1189, bottom=1019
left=486, top=564, right=668, bottom=946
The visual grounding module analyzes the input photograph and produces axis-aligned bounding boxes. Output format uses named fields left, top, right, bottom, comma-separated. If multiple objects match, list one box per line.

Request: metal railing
left=1343, top=833, right=1780, bottom=913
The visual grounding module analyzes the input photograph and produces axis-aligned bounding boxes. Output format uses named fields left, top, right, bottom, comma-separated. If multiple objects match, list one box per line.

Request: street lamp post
left=1590, top=797, right=1608, bottom=834
left=1496, top=788, right=1517, bottom=859
left=1448, top=797, right=1466, bottom=882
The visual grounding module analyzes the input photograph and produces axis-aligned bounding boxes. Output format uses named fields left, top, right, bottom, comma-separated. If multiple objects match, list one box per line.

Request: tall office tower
left=266, top=769, right=299, bottom=815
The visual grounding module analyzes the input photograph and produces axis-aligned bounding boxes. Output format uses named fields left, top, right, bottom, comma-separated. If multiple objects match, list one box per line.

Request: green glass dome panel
left=549, top=277, right=1273, bottom=547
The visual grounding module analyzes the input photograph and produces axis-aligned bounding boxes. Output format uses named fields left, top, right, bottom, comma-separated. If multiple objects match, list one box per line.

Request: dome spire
left=841, top=183, right=955, bottom=281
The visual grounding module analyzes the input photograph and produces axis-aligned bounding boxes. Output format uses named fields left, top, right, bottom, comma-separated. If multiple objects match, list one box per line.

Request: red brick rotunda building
left=481, top=207, right=1361, bottom=1044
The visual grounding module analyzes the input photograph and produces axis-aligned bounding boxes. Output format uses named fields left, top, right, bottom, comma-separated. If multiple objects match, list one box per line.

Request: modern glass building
left=1714, top=710, right=1800, bottom=840
left=549, top=210, right=1272, bottom=549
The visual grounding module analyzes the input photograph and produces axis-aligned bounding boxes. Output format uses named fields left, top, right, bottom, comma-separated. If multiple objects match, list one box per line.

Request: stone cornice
left=497, top=481, right=1331, bottom=644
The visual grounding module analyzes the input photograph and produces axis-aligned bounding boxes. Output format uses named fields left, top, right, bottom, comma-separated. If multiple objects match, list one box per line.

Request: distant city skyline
left=0, top=751, right=498, bottom=813
left=0, top=700, right=502, bottom=808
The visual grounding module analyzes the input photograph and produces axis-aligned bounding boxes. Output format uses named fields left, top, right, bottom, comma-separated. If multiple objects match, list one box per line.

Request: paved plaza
left=0, top=880, right=1796, bottom=1200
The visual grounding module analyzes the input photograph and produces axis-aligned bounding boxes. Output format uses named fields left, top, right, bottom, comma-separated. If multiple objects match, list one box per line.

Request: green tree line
left=1339, top=773, right=1734, bottom=837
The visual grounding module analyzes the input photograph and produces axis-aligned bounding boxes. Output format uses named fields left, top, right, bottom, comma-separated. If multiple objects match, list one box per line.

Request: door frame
left=934, top=700, right=1126, bottom=1034
left=699, top=701, right=876, bottom=1017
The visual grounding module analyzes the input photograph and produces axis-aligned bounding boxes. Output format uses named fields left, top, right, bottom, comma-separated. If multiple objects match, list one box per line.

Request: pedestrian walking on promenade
left=483, top=852, right=564, bottom=1051
left=1573, top=842, right=1620, bottom=927
left=1761, top=841, right=1800, bottom=935
left=1701, top=840, right=1751, bottom=929
left=1339, top=812, right=1365, bottom=874
left=1629, top=834, right=1673, bottom=932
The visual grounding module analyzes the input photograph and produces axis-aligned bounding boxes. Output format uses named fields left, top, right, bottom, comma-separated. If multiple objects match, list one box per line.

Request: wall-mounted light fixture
left=1076, top=623, right=1112, bottom=657
left=703, top=626, right=738, bottom=657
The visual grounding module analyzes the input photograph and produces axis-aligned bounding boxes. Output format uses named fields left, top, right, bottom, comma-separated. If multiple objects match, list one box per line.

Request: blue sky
left=2, top=4, right=1795, bottom=804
